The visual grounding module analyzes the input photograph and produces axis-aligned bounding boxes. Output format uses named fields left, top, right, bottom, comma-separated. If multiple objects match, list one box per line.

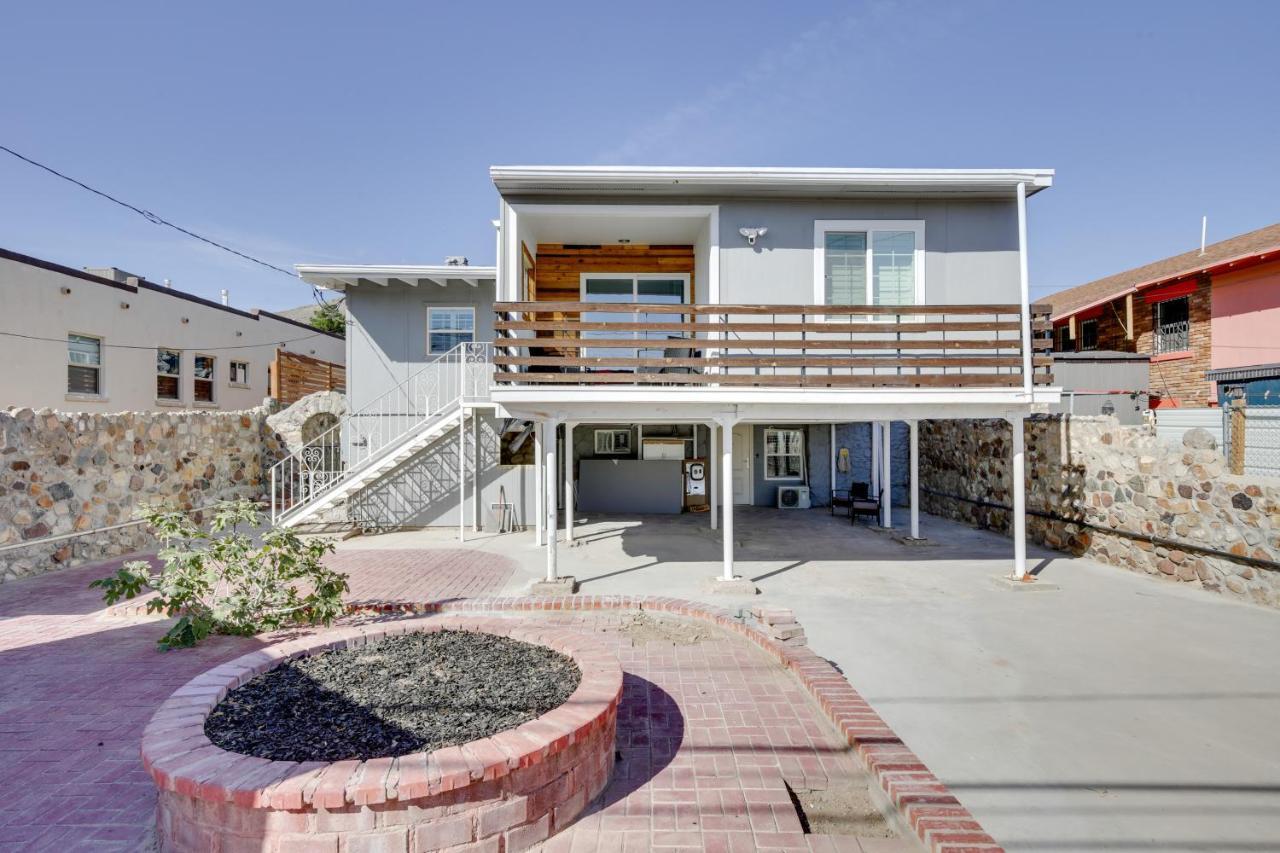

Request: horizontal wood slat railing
left=492, top=302, right=1054, bottom=390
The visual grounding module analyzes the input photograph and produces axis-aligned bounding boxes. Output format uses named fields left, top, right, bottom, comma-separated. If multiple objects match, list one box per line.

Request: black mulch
left=204, top=630, right=582, bottom=761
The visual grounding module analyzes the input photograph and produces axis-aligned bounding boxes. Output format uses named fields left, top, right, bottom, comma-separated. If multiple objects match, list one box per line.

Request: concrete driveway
left=339, top=509, right=1280, bottom=852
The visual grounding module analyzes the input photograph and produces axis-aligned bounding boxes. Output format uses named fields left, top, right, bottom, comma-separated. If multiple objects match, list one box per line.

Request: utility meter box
left=683, top=458, right=708, bottom=509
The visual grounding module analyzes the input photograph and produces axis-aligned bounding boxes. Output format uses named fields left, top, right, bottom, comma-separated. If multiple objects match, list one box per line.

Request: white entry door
left=732, top=424, right=752, bottom=504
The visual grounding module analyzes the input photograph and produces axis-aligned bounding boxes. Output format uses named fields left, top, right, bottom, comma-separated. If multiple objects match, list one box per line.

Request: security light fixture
left=739, top=227, right=767, bottom=246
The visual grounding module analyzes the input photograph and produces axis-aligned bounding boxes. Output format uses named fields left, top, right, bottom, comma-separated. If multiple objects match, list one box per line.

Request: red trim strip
left=1143, top=279, right=1198, bottom=303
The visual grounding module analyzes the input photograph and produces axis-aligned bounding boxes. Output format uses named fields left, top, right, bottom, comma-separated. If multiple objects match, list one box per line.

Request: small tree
left=92, top=500, right=349, bottom=650
left=309, top=301, right=346, bottom=337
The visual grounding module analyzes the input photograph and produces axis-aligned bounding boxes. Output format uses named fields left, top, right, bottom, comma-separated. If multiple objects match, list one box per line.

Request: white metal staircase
left=270, top=342, right=492, bottom=528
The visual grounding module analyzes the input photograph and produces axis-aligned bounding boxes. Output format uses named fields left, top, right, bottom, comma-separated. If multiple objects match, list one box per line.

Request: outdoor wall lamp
left=738, top=227, right=767, bottom=246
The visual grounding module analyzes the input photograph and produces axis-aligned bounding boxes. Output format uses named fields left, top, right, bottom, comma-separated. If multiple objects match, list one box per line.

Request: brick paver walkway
left=0, top=549, right=512, bottom=852
left=0, top=551, right=911, bottom=852
left=534, top=612, right=911, bottom=853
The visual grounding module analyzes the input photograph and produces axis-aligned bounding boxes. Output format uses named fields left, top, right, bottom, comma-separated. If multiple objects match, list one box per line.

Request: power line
left=0, top=143, right=326, bottom=304
left=0, top=329, right=330, bottom=352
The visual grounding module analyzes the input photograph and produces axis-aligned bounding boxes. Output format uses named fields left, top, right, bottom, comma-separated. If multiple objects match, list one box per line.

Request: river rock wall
left=0, top=406, right=281, bottom=583
left=919, top=415, right=1280, bottom=608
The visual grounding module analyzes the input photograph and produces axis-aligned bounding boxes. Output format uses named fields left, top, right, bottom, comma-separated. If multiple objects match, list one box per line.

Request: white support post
left=708, top=423, right=718, bottom=530
left=909, top=420, right=921, bottom=540
left=1011, top=415, right=1028, bottom=579
left=472, top=409, right=481, bottom=532
left=720, top=418, right=735, bottom=581
left=564, top=422, right=576, bottom=544
left=880, top=420, right=892, bottom=529
left=1017, top=181, right=1033, bottom=400
left=458, top=408, right=466, bottom=543
left=534, top=422, right=544, bottom=545
left=545, top=418, right=560, bottom=582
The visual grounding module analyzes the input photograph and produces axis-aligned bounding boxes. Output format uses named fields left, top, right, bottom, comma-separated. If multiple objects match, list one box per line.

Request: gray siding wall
left=344, top=282, right=524, bottom=529
left=345, top=281, right=497, bottom=411
left=506, top=194, right=1021, bottom=306
left=718, top=198, right=1020, bottom=305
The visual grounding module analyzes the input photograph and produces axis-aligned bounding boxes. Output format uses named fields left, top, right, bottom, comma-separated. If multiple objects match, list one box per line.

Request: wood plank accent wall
left=533, top=244, right=695, bottom=302
left=270, top=349, right=346, bottom=406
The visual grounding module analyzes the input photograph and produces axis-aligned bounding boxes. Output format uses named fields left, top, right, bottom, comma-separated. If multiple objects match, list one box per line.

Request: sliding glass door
left=581, top=274, right=690, bottom=367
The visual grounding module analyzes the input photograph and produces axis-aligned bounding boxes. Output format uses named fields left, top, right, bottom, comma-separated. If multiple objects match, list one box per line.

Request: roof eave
left=490, top=165, right=1055, bottom=196
left=1050, top=246, right=1280, bottom=322
left=296, top=264, right=497, bottom=292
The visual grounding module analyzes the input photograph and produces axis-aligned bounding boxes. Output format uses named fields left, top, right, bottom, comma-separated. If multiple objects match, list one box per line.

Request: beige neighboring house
left=0, top=247, right=345, bottom=412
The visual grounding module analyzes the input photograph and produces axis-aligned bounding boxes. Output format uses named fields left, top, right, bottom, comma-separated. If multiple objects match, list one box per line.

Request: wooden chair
left=830, top=488, right=852, bottom=518
left=849, top=482, right=881, bottom=523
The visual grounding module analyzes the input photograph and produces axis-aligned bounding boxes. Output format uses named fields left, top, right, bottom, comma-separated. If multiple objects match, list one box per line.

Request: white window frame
left=594, top=428, right=632, bottom=455
left=813, top=220, right=926, bottom=309
left=578, top=272, right=692, bottom=303
left=193, top=354, right=216, bottom=404
left=427, top=305, right=476, bottom=355
left=580, top=273, right=692, bottom=363
left=763, top=427, right=806, bottom=481
left=229, top=360, right=250, bottom=388
left=156, top=347, right=182, bottom=402
left=67, top=332, right=104, bottom=398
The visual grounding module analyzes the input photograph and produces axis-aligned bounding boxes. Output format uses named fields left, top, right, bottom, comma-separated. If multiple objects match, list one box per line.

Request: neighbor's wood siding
left=533, top=244, right=695, bottom=302
left=270, top=349, right=346, bottom=406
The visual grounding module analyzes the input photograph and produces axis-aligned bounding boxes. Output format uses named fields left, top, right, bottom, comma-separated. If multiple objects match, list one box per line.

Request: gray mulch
left=204, top=630, right=582, bottom=761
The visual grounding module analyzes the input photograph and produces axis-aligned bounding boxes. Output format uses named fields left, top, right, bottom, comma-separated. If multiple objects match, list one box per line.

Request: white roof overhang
left=491, top=166, right=1054, bottom=198
left=296, top=264, right=497, bottom=292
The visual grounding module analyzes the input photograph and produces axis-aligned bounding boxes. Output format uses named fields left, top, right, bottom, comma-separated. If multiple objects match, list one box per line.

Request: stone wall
left=919, top=415, right=1280, bottom=608
left=0, top=406, right=281, bottom=583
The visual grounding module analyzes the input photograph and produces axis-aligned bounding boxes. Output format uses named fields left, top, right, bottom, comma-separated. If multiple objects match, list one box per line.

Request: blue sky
left=2, top=0, right=1277, bottom=312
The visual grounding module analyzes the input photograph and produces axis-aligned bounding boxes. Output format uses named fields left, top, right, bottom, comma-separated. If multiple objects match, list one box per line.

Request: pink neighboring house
left=1048, top=222, right=1280, bottom=407
left=1210, top=260, right=1280, bottom=371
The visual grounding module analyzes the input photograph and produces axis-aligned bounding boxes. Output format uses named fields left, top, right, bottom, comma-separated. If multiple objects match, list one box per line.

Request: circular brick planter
left=141, top=617, right=623, bottom=853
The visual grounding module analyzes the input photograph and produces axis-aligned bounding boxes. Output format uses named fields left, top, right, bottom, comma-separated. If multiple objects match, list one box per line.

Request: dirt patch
left=616, top=612, right=710, bottom=645
left=788, top=781, right=896, bottom=838
left=204, top=630, right=581, bottom=761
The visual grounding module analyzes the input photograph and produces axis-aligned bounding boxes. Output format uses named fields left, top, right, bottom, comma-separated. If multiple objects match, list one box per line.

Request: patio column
left=718, top=416, right=735, bottom=581
left=457, top=407, right=466, bottom=543
left=1010, top=415, right=1028, bottom=579
left=534, top=421, right=544, bottom=545
left=545, top=417, right=560, bottom=582
left=880, top=421, right=892, bottom=529
left=708, top=423, right=718, bottom=530
left=564, top=422, right=577, bottom=544
left=909, top=420, right=921, bottom=540
left=472, top=409, right=482, bottom=532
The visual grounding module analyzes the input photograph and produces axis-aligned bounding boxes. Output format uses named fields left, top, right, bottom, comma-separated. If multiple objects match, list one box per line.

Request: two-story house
left=289, top=166, right=1057, bottom=586
left=1046, top=222, right=1280, bottom=407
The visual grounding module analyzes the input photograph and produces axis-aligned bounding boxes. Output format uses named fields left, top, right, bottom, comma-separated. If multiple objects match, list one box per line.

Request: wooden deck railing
left=492, top=302, right=1053, bottom=389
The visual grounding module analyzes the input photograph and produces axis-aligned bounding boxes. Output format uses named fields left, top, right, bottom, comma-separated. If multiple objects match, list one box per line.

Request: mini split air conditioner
left=777, top=486, right=811, bottom=509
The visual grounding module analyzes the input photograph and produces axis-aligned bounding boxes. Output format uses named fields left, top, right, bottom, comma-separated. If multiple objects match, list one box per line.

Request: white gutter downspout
left=1017, top=182, right=1033, bottom=402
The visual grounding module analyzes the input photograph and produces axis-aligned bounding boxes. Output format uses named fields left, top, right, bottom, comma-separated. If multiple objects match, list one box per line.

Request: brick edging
left=348, top=595, right=1004, bottom=853
left=141, top=616, right=623, bottom=852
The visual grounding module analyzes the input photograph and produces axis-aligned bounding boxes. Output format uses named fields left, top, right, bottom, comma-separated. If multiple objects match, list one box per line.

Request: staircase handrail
left=269, top=342, right=492, bottom=523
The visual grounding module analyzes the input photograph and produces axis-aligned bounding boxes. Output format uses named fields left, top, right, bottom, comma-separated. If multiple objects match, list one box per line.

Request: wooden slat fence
left=271, top=349, right=346, bottom=406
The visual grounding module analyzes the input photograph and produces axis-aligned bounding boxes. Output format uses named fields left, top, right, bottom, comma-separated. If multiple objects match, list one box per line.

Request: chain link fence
left=1223, top=404, right=1280, bottom=479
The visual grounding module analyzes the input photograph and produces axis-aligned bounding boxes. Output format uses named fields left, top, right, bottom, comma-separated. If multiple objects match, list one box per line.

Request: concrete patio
left=337, top=508, right=1280, bottom=852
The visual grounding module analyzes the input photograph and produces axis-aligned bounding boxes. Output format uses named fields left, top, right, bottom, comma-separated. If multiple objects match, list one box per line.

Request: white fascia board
left=491, top=165, right=1055, bottom=196
left=297, top=264, right=497, bottom=291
